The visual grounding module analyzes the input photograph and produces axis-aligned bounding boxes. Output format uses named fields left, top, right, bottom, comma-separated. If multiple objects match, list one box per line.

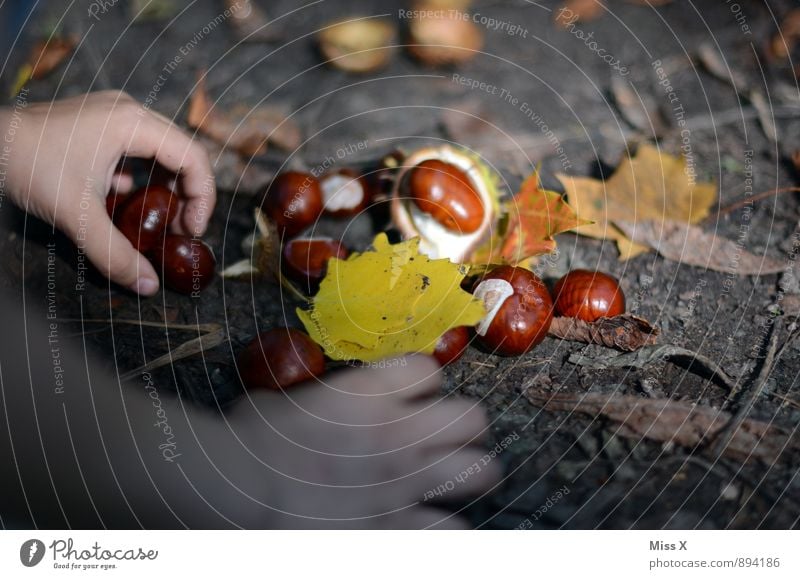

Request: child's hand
left=0, top=90, right=215, bottom=295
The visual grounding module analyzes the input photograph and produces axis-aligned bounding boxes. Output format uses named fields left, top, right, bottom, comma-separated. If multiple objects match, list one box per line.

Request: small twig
left=711, top=319, right=787, bottom=458
left=56, top=317, right=222, bottom=333
left=705, top=187, right=800, bottom=223
left=768, top=391, right=800, bottom=410
left=120, top=327, right=228, bottom=382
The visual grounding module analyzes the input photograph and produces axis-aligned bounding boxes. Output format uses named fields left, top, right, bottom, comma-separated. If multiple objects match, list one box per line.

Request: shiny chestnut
left=407, top=159, right=484, bottom=233
left=281, top=238, right=349, bottom=292
left=114, top=185, right=178, bottom=253
left=472, top=266, right=553, bottom=356
left=553, top=269, right=625, bottom=322
left=320, top=169, right=371, bottom=218
left=106, top=192, right=128, bottom=218
left=262, top=171, right=323, bottom=238
left=150, top=234, right=216, bottom=295
left=433, top=326, right=470, bottom=366
left=237, top=327, right=325, bottom=390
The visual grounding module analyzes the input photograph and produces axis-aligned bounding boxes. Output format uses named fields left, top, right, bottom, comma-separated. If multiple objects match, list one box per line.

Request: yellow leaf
left=298, top=233, right=485, bottom=362
left=557, top=143, right=717, bottom=260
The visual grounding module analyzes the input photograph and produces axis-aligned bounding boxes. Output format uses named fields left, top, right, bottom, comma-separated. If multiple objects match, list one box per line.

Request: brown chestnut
left=320, top=169, right=371, bottom=218
left=553, top=269, right=625, bottom=322
left=472, top=266, right=553, bottom=357
left=149, top=234, right=216, bottom=296
left=433, top=326, right=470, bottom=366
left=106, top=191, right=128, bottom=218
left=114, top=185, right=178, bottom=253
left=407, top=159, right=484, bottom=233
left=262, top=171, right=323, bottom=238
left=237, top=327, right=325, bottom=390
left=281, top=237, right=349, bottom=292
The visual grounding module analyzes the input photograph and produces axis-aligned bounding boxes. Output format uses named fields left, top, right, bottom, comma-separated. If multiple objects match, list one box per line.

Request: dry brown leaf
left=526, top=392, right=798, bottom=463
left=696, top=43, right=746, bottom=92
left=614, top=219, right=786, bottom=275
left=28, top=35, right=77, bottom=79
left=225, top=0, right=279, bottom=42
left=188, top=74, right=301, bottom=157
left=11, top=35, right=77, bottom=96
left=611, top=76, right=667, bottom=136
left=548, top=314, right=659, bottom=351
left=770, top=9, right=800, bottom=59
left=557, top=143, right=717, bottom=260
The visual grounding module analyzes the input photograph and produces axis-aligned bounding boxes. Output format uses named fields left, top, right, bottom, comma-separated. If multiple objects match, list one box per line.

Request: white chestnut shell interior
left=391, top=146, right=495, bottom=263
left=473, top=278, right=514, bottom=336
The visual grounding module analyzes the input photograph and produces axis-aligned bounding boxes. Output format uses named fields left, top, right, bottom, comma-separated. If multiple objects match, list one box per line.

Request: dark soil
left=2, top=0, right=799, bottom=529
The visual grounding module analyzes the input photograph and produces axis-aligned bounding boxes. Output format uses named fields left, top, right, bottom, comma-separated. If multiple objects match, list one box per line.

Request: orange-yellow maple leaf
left=494, top=172, right=590, bottom=264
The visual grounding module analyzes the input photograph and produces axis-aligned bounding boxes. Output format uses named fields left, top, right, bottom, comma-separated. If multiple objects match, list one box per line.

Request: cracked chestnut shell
left=281, top=237, right=349, bottom=293
left=433, top=326, right=470, bottom=366
left=150, top=234, right=216, bottom=295
left=262, top=171, right=323, bottom=238
left=391, top=146, right=499, bottom=263
left=472, top=266, right=553, bottom=356
left=553, top=269, right=625, bottom=322
left=237, top=327, right=325, bottom=390
left=115, top=185, right=178, bottom=253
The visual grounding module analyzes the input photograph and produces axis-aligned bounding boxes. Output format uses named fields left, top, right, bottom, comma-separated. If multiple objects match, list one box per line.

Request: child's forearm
left=0, top=288, right=261, bottom=528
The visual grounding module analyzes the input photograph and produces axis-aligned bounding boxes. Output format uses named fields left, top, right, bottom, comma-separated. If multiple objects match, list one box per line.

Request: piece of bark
left=548, top=314, right=659, bottom=351
left=614, top=220, right=786, bottom=275
left=526, top=392, right=798, bottom=463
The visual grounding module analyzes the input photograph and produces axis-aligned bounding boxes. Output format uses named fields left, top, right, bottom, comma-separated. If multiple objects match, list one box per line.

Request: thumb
left=74, top=201, right=160, bottom=295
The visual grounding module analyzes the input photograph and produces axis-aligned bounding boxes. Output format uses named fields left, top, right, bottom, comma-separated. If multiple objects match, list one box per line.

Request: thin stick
left=710, top=319, right=789, bottom=459
left=55, top=317, right=222, bottom=333
left=120, top=328, right=228, bottom=382
left=706, top=187, right=800, bottom=223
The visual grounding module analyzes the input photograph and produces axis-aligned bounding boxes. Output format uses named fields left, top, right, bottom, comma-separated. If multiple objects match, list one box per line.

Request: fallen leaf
left=611, top=75, right=667, bottom=136
left=225, top=0, right=279, bottom=42
left=298, top=233, right=485, bottom=362
left=548, top=314, right=659, bottom=351
left=696, top=44, right=776, bottom=143
left=696, top=43, right=746, bottom=93
left=770, top=9, right=800, bottom=59
left=188, top=74, right=301, bottom=157
left=526, top=392, right=798, bottom=463
left=614, top=219, right=786, bottom=275
left=196, top=136, right=274, bottom=194
left=748, top=90, right=778, bottom=144
left=11, top=35, right=77, bottom=96
left=557, top=143, right=717, bottom=260
left=498, top=172, right=591, bottom=264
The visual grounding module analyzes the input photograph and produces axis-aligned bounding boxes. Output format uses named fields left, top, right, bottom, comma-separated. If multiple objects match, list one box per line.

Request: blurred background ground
left=1, top=0, right=799, bottom=529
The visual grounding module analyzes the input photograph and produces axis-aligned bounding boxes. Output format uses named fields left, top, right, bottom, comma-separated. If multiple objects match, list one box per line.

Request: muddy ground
left=2, top=0, right=800, bottom=529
